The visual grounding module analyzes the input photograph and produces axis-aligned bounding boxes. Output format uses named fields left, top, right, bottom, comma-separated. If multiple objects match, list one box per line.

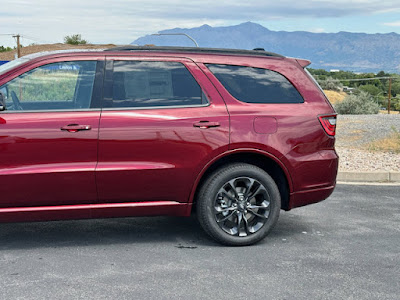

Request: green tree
left=390, top=81, right=400, bottom=98
left=0, top=45, right=13, bottom=52
left=392, top=98, right=400, bottom=111
left=376, top=71, right=389, bottom=77
left=64, top=34, right=88, bottom=45
left=359, top=84, right=381, bottom=96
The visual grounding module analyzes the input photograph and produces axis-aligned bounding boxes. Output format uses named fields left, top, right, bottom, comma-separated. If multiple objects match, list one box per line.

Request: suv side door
left=0, top=57, right=104, bottom=208
left=96, top=56, right=229, bottom=204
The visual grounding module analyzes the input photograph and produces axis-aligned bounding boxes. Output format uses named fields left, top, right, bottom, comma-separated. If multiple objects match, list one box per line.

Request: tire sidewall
left=197, top=164, right=281, bottom=246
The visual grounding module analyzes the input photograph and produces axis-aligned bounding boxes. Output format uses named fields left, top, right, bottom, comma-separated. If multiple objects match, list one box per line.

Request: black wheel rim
left=214, top=176, right=271, bottom=237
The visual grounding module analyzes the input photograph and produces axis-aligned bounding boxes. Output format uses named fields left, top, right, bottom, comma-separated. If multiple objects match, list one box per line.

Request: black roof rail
left=104, top=46, right=284, bottom=58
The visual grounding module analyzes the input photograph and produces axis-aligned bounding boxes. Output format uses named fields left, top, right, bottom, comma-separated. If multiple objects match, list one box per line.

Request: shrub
left=318, top=77, right=343, bottom=92
left=334, top=91, right=379, bottom=114
left=64, top=34, right=87, bottom=45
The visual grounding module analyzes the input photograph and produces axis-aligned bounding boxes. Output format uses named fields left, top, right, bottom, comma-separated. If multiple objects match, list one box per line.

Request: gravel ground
left=336, top=114, right=400, bottom=172
left=336, top=147, right=400, bottom=172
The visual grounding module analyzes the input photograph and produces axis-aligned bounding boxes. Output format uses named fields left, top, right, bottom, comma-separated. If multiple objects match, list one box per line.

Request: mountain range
left=133, top=22, right=400, bottom=74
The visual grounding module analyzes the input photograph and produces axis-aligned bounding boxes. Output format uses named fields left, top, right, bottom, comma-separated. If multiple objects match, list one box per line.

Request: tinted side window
left=111, top=61, right=206, bottom=108
left=0, top=61, right=96, bottom=111
left=206, top=64, right=303, bottom=104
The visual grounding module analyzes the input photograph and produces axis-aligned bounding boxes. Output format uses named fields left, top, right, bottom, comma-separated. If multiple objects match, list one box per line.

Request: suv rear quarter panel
left=196, top=56, right=337, bottom=197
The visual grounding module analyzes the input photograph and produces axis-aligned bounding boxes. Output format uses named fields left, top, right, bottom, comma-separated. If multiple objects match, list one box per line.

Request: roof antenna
left=151, top=33, right=199, bottom=47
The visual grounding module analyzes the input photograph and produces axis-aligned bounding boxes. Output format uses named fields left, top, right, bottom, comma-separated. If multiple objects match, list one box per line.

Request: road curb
left=337, top=171, right=400, bottom=183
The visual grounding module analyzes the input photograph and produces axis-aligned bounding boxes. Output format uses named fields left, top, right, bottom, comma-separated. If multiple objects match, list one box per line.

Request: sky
left=1, top=0, right=400, bottom=47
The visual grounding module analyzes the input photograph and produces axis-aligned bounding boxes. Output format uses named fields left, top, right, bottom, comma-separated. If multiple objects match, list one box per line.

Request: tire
left=196, top=163, right=281, bottom=246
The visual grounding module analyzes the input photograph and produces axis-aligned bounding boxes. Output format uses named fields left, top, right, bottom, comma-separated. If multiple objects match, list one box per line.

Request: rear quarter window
left=206, top=64, right=303, bottom=104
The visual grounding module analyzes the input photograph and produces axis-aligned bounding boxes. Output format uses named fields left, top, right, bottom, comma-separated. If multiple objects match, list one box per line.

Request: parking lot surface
left=1, top=184, right=399, bottom=299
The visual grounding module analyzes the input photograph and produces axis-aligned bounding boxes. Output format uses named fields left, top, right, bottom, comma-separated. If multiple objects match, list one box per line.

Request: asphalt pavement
left=0, top=184, right=399, bottom=300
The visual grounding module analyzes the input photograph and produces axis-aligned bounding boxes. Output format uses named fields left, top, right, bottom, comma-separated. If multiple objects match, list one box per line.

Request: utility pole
left=13, top=34, right=21, bottom=58
left=388, top=78, right=392, bottom=114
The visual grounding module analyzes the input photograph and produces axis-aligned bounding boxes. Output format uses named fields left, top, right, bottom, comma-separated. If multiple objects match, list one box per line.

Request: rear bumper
left=285, top=149, right=338, bottom=210
left=288, top=184, right=336, bottom=210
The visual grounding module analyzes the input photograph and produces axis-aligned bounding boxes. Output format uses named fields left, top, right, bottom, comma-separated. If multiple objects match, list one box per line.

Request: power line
left=21, top=34, right=50, bottom=44
left=315, top=76, right=399, bottom=82
left=1, top=33, right=50, bottom=44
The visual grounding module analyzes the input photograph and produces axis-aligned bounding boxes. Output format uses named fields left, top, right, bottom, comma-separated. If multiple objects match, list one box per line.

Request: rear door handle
left=61, top=124, right=92, bottom=132
left=193, top=121, right=220, bottom=129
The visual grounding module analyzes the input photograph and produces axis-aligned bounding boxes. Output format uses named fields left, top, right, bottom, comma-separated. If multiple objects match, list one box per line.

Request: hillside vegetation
left=309, top=68, right=400, bottom=112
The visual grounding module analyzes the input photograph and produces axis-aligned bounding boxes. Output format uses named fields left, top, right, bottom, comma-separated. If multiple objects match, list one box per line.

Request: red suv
left=0, top=46, right=338, bottom=245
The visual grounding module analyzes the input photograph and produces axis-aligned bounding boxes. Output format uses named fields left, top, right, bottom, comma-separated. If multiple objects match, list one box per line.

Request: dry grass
left=323, top=90, right=347, bottom=104
left=379, top=110, right=399, bottom=115
left=367, top=128, right=400, bottom=153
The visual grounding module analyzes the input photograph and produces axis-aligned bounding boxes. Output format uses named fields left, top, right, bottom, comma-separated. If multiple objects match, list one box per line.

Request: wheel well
left=193, top=152, right=291, bottom=211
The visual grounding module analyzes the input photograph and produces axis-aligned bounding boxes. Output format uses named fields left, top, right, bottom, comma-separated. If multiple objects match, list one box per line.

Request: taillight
left=318, top=114, right=337, bottom=136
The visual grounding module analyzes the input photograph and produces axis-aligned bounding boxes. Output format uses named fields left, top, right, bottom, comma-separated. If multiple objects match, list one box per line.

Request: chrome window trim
left=101, top=102, right=210, bottom=111
left=0, top=108, right=101, bottom=114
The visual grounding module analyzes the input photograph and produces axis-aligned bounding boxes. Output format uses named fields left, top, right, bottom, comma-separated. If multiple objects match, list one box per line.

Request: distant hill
left=133, top=22, right=400, bottom=73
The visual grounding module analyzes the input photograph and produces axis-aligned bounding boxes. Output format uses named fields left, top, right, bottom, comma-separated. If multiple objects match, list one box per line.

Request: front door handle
left=61, top=124, right=92, bottom=132
left=193, top=121, right=220, bottom=129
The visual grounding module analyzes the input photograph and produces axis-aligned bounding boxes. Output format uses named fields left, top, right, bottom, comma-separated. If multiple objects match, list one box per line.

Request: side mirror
left=0, top=91, right=6, bottom=111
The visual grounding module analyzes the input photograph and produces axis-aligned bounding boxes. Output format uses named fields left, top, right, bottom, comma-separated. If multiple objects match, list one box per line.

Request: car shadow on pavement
left=0, top=212, right=313, bottom=250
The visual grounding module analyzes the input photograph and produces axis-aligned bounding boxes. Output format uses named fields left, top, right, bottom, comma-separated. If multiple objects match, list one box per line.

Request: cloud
left=383, top=20, right=400, bottom=26
left=1, top=0, right=400, bottom=46
left=70, top=0, right=400, bottom=19
left=310, top=28, right=326, bottom=33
